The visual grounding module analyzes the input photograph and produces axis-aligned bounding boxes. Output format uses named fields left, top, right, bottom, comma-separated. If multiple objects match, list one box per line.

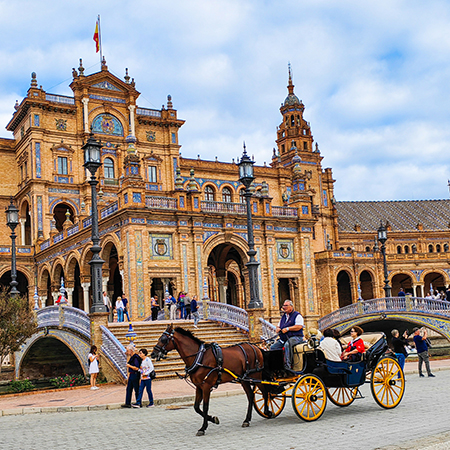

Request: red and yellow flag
left=93, top=20, right=100, bottom=53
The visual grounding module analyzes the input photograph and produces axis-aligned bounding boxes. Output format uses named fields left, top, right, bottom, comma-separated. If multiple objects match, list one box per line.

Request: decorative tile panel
left=135, top=231, right=145, bottom=318
left=91, top=113, right=124, bottom=136
left=89, top=94, right=126, bottom=104
left=304, top=238, right=315, bottom=312
left=35, top=143, right=41, bottom=178
left=149, top=233, right=173, bottom=260
left=92, top=81, right=121, bottom=91
left=182, top=244, right=189, bottom=292
left=132, top=192, right=142, bottom=203
left=276, top=239, right=294, bottom=262
left=269, top=247, right=276, bottom=307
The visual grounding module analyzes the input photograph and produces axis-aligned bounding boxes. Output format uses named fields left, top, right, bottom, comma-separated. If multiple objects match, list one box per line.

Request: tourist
left=121, top=344, right=142, bottom=408
left=177, top=292, right=185, bottom=319
left=169, top=294, right=177, bottom=321
left=341, top=326, right=365, bottom=362
left=115, top=296, right=125, bottom=322
left=132, top=348, right=155, bottom=408
left=122, top=293, right=130, bottom=321
left=391, top=329, right=409, bottom=373
left=319, top=328, right=342, bottom=362
left=191, top=295, right=199, bottom=328
left=102, top=291, right=111, bottom=313
left=397, top=288, right=406, bottom=297
left=413, top=327, right=435, bottom=377
left=270, top=300, right=305, bottom=370
left=151, top=296, right=159, bottom=321
left=88, top=345, right=100, bottom=390
left=184, top=292, right=192, bottom=319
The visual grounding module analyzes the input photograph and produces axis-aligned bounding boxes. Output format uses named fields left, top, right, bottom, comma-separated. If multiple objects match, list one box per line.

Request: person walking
left=184, top=293, right=192, bottom=319
left=413, top=327, right=435, bottom=377
left=115, top=296, right=125, bottom=323
left=270, top=300, right=305, bottom=370
left=177, top=292, right=185, bottom=320
left=103, top=291, right=111, bottom=313
left=151, top=296, right=159, bottom=321
left=88, top=345, right=100, bottom=390
left=169, top=294, right=177, bottom=321
left=132, top=349, right=155, bottom=408
left=121, top=344, right=142, bottom=408
left=191, top=295, right=199, bottom=328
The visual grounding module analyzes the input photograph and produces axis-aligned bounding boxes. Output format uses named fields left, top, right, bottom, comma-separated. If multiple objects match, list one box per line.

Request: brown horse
left=151, top=324, right=269, bottom=436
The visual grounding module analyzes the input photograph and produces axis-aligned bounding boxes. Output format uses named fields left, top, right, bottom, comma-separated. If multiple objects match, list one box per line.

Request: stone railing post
left=247, top=308, right=265, bottom=343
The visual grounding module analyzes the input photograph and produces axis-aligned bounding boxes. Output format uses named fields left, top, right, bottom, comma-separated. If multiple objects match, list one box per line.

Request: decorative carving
left=55, top=119, right=67, bottom=131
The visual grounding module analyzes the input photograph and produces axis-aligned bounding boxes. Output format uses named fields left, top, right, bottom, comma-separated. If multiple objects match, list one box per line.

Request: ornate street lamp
left=5, top=197, right=19, bottom=296
left=82, top=131, right=107, bottom=313
left=377, top=222, right=391, bottom=297
left=238, top=144, right=262, bottom=309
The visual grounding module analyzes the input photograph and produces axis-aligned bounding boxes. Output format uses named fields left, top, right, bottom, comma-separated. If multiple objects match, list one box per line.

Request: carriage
left=253, top=332, right=405, bottom=422
left=151, top=325, right=405, bottom=435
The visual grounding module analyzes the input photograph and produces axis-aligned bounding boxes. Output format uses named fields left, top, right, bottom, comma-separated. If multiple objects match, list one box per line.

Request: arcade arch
left=337, top=270, right=352, bottom=308
left=391, top=273, right=413, bottom=296
left=359, top=270, right=374, bottom=300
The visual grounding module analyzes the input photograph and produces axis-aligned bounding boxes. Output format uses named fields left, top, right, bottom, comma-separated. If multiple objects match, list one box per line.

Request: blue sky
left=1, top=0, right=450, bottom=201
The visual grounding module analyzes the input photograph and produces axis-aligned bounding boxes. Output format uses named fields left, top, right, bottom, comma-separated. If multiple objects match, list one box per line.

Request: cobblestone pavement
left=1, top=371, right=449, bottom=450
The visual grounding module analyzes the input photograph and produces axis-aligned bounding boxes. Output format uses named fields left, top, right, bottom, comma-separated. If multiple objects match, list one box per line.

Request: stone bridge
left=318, top=297, right=450, bottom=340
left=15, top=305, right=126, bottom=381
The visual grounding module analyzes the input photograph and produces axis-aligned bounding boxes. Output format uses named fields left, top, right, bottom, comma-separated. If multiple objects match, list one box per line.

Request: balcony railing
left=201, top=201, right=246, bottom=215
left=272, top=206, right=298, bottom=217
left=136, top=107, right=162, bottom=118
left=101, top=202, right=119, bottom=219
left=145, top=196, right=177, bottom=209
left=45, top=94, right=75, bottom=105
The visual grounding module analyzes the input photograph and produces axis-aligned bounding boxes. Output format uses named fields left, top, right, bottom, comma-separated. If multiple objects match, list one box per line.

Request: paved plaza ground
left=1, top=360, right=450, bottom=450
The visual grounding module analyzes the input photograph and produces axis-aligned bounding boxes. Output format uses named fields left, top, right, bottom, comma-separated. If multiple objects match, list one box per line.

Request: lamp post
left=82, top=131, right=107, bottom=313
left=5, top=197, right=19, bottom=297
left=238, top=144, right=262, bottom=309
left=377, top=222, right=391, bottom=297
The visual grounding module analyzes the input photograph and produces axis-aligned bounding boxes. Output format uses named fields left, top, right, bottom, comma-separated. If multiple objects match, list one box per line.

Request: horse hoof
left=196, top=431, right=205, bottom=436
left=213, top=416, right=220, bottom=425
left=242, top=422, right=250, bottom=428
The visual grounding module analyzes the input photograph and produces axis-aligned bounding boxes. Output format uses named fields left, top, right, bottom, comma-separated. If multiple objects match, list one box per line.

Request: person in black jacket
left=121, top=344, right=142, bottom=408
left=391, top=329, right=408, bottom=373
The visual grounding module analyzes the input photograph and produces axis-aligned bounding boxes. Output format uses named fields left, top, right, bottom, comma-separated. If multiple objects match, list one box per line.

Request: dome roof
left=284, top=93, right=301, bottom=106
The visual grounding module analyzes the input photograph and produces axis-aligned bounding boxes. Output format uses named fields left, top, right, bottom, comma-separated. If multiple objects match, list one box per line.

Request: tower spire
left=287, top=62, right=294, bottom=95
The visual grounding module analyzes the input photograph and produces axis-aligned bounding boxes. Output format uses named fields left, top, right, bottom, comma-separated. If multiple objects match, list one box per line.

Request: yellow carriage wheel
left=370, top=357, right=405, bottom=409
left=291, top=375, right=327, bottom=421
left=326, top=387, right=358, bottom=407
left=253, top=385, right=286, bottom=418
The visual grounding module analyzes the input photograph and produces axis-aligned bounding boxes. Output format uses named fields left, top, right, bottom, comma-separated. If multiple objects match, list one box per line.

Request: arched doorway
left=337, top=270, right=352, bottom=308
left=0, top=270, right=29, bottom=298
left=40, top=269, right=53, bottom=306
left=102, top=243, right=123, bottom=309
left=53, top=203, right=75, bottom=232
left=391, top=273, right=413, bottom=296
left=359, top=270, right=374, bottom=300
left=424, top=272, right=446, bottom=296
left=207, top=243, right=245, bottom=307
left=20, top=337, right=83, bottom=379
left=278, top=278, right=290, bottom=308
left=20, top=201, right=32, bottom=245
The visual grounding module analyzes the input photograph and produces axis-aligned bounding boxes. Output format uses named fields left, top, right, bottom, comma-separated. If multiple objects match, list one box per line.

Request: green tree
left=0, top=292, right=37, bottom=373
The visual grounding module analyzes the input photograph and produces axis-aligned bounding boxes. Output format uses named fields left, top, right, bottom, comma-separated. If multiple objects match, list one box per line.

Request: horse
left=151, top=324, right=270, bottom=436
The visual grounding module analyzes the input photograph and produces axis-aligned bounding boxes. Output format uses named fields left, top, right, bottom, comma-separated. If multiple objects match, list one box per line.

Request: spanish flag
left=93, top=20, right=100, bottom=53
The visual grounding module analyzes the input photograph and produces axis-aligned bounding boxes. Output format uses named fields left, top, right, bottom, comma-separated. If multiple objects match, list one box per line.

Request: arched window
left=239, top=189, right=246, bottom=204
left=303, top=141, right=307, bottom=150
left=290, top=115, right=295, bottom=126
left=404, top=245, right=409, bottom=254
left=222, top=187, right=232, bottom=203
left=436, top=244, right=441, bottom=253
left=365, top=246, right=370, bottom=252
left=204, top=186, right=215, bottom=201
left=428, top=244, right=434, bottom=253
left=445, top=243, right=449, bottom=252
left=397, top=246, right=402, bottom=254
left=339, top=247, right=344, bottom=251
left=104, top=158, right=114, bottom=179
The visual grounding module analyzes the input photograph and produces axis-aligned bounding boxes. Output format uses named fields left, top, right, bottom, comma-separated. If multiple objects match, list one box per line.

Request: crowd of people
left=398, top=286, right=450, bottom=301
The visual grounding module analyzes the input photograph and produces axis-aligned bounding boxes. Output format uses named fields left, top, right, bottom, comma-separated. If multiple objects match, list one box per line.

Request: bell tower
left=272, top=65, right=314, bottom=166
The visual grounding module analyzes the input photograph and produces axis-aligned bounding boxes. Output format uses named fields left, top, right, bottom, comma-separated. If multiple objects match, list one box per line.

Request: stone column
left=247, top=308, right=265, bottom=343
left=128, top=105, right=136, bottom=137
left=81, top=282, right=90, bottom=313
left=19, top=219, right=26, bottom=246
left=66, top=287, right=74, bottom=307
left=81, top=98, right=89, bottom=132
left=217, top=277, right=227, bottom=303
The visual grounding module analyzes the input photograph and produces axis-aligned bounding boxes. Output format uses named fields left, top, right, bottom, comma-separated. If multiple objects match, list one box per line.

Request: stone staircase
left=108, top=320, right=249, bottom=379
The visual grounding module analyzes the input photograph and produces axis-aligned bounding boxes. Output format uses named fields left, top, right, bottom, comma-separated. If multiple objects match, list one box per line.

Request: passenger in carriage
left=319, top=328, right=343, bottom=362
left=341, top=326, right=365, bottom=362
left=270, top=300, right=305, bottom=370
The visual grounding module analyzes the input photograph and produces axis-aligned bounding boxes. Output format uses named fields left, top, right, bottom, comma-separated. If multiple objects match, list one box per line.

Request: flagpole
left=98, top=14, right=103, bottom=66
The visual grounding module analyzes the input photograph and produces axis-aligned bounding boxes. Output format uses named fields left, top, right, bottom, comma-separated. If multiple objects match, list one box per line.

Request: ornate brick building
left=1, top=60, right=449, bottom=327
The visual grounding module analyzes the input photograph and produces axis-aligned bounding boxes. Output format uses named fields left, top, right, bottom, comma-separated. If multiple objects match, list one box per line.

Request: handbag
left=150, top=370, right=156, bottom=380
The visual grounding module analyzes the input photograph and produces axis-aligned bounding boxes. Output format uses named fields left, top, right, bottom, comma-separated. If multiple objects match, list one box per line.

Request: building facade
left=1, top=60, right=449, bottom=328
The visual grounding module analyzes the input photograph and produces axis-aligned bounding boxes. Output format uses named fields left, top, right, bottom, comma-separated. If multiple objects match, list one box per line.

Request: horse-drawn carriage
left=151, top=325, right=405, bottom=436
left=253, top=332, right=405, bottom=422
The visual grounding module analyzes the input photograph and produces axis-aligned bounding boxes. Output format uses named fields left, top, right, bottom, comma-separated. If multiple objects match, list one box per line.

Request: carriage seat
left=292, top=342, right=314, bottom=372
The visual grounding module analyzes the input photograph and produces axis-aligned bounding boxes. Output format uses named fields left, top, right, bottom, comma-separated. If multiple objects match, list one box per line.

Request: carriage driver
left=270, top=300, right=305, bottom=370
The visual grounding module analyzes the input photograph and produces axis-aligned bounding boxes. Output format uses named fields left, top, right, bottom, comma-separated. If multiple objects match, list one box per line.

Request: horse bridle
left=153, top=329, right=175, bottom=361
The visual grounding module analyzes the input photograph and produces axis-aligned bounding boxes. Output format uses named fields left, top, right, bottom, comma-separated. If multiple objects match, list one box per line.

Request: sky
left=1, top=0, right=450, bottom=201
